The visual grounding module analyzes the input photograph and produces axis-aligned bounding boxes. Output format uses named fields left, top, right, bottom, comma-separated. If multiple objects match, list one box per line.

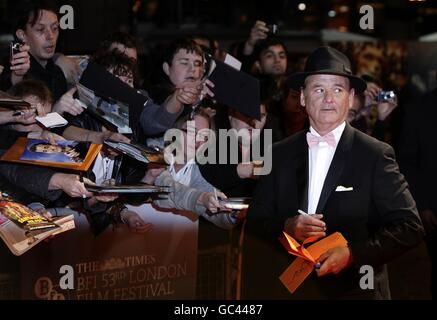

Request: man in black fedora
left=242, top=46, right=424, bottom=299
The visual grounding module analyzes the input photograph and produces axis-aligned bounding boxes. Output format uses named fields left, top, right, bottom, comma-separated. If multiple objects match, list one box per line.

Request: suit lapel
left=316, top=124, right=355, bottom=213
left=295, top=133, right=309, bottom=212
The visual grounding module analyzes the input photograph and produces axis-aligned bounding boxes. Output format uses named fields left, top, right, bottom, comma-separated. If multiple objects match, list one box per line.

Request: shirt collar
left=309, top=121, right=346, bottom=145
left=30, top=54, right=55, bottom=72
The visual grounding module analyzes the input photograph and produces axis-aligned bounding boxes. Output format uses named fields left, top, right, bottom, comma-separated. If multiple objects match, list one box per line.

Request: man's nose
left=323, top=90, right=334, bottom=103
left=191, top=64, right=201, bottom=75
left=273, top=55, right=281, bottom=63
left=45, top=29, right=54, bottom=40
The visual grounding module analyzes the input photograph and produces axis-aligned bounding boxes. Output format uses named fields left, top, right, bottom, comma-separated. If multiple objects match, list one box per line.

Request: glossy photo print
left=20, top=140, right=86, bottom=163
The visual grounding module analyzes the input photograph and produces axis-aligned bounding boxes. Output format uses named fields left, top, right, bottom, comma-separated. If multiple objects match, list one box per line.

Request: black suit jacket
left=243, top=123, right=424, bottom=299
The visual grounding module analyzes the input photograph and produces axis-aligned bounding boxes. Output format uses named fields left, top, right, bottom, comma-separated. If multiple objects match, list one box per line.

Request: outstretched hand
left=284, top=213, right=326, bottom=242
left=10, top=43, right=31, bottom=84
left=121, top=210, right=153, bottom=234
left=316, top=246, right=353, bottom=277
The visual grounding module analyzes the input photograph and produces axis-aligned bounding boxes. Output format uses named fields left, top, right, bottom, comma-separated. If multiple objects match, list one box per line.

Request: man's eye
left=315, top=88, right=324, bottom=93
left=334, top=88, right=343, bottom=93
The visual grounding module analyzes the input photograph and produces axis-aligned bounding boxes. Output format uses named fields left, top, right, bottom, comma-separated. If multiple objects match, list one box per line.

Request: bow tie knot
left=306, top=132, right=336, bottom=148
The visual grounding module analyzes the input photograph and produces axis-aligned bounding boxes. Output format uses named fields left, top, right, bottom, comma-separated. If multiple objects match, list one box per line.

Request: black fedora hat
left=287, top=46, right=367, bottom=94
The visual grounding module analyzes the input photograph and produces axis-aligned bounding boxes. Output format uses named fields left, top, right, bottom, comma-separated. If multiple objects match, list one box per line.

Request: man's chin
left=34, top=52, right=55, bottom=63
left=42, top=51, right=55, bottom=60
left=268, top=70, right=286, bottom=77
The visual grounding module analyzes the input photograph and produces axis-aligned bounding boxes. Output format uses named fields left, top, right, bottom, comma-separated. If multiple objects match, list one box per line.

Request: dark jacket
left=0, top=128, right=62, bottom=203
left=199, top=108, right=279, bottom=197
left=25, top=54, right=67, bottom=102
left=243, top=124, right=424, bottom=299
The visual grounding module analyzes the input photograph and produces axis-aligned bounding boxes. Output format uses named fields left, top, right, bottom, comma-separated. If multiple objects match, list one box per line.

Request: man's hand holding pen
left=284, top=210, right=326, bottom=242
left=9, top=102, right=47, bottom=125
left=48, top=173, right=93, bottom=198
left=284, top=209, right=353, bottom=277
left=175, top=79, right=215, bottom=106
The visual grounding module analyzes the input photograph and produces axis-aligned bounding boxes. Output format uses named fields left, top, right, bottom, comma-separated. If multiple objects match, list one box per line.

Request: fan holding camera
left=233, top=20, right=296, bottom=138
left=347, top=77, right=398, bottom=141
left=1, top=40, right=31, bottom=88
left=243, top=20, right=278, bottom=57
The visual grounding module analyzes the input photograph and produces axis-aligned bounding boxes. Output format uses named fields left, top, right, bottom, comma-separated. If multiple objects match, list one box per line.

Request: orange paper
left=279, top=232, right=348, bottom=294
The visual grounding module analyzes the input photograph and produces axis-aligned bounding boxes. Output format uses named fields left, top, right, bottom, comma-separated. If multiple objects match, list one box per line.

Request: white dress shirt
left=92, top=153, right=115, bottom=185
left=307, top=122, right=346, bottom=214
left=168, top=158, right=196, bottom=186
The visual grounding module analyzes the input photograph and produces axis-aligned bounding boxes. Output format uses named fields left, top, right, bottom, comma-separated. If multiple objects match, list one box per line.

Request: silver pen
left=213, top=188, right=219, bottom=202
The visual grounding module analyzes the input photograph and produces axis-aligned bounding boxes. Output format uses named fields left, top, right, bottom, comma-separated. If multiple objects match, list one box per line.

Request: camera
left=266, top=24, right=278, bottom=35
left=10, top=40, right=23, bottom=60
left=376, top=90, right=396, bottom=103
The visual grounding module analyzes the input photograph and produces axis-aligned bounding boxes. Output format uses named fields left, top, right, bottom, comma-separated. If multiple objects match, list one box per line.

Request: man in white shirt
left=243, top=46, right=424, bottom=299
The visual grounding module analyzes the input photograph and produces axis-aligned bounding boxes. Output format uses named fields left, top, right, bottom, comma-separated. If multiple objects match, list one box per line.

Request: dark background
left=0, top=0, right=437, bottom=55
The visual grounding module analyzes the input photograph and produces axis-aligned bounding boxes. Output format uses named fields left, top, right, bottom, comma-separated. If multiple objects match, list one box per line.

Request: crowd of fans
left=0, top=0, right=435, bottom=299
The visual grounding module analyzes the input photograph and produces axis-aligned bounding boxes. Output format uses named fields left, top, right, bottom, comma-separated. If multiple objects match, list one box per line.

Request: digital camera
left=10, top=41, right=23, bottom=60
left=266, top=24, right=278, bottom=35
left=376, top=90, right=396, bottom=103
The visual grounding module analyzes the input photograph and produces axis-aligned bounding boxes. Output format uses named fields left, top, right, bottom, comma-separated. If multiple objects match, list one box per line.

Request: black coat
left=26, top=54, right=67, bottom=102
left=0, top=128, right=62, bottom=203
left=243, top=124, right=424, bottom=299
left=199, top=108, right=281, bottom=197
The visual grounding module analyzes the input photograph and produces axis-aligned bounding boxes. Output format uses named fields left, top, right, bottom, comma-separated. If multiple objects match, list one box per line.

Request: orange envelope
left=279, top=232, right=348, bottom=294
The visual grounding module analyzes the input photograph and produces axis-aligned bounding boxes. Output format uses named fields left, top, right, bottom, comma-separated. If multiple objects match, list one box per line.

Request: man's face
left=35, top=144, right=62, bottom=153
left=356, top=45, right=383, bottom=79
left=257, top=44, right=287, bottom=77
left=18, top=10, right=59, bottom=64
left=164, top=49, right=203, bottom=87
left=301, top=74, right=354, bottom=134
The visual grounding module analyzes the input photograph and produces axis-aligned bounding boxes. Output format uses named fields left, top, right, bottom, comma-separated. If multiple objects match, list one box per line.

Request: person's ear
left=300, top=88, right=306, bottom=107
left=162, top=62, right=170, bottom=76
left=349, top=88, right=355, bottom=108
left=254, top=61, right=261, bottom=73
left=16, top=29, right=26, bottom=43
